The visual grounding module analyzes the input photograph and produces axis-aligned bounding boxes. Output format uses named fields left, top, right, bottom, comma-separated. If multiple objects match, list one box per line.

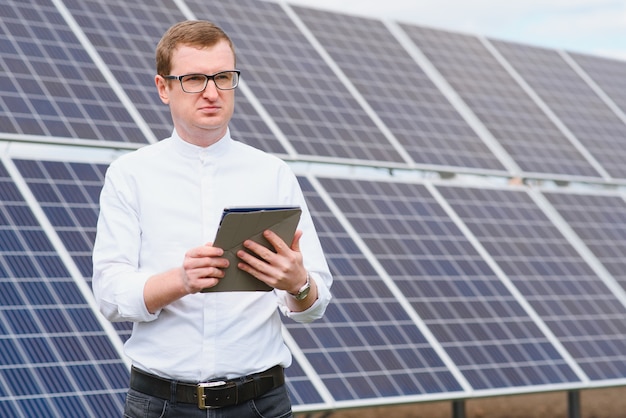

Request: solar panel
left=542, top=190, right=626, bottom=293
left=0, top=160, right=128, bottom=416
left=399, top=24, right=603, bottom=179
left=491, top=40, right=626, bottom=180
left=2, top=0, right=626, bottom=414
left=12, top=158, right=133, bottom=342
left=568, top=52, right=626, bottom=119
left=0, top=0, right=145, bottom=144
left=184, top=0, right=408, bottom=165
left=281, top=353, right=327, bottom=407
left=437, top=185, right=626, bottom=381
left=285, top=176, right=463, bottom=404
left=314, top=176, right=580, bottom=391
left=292, top=6, right=507, bottom=173
left=63, top=0, right=287, bottom=153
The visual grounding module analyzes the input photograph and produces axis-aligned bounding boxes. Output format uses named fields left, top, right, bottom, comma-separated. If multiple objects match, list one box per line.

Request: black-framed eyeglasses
left=162, top=70, right=241, bottom=93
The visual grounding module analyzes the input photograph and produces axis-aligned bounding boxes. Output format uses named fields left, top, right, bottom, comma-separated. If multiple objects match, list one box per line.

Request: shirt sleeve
left=92, top=162, right=160, bottom=323
left=276, top=172, right=333, bottom=323
left=278, top=270, right=332, bottom=323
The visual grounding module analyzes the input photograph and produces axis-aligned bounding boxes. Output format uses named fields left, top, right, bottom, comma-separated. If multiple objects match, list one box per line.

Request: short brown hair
left=155, top=20, right=236, bottom=76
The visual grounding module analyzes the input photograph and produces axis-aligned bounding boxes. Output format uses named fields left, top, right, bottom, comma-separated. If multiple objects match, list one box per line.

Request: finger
left=262, top=229, right=289, bottom=252
left=191, top=243, right=223, bottom=257
left=290, top=230, right=303, bottom=252
left=237, top=248, right=270, bottom=268
left=243, top=238, right=277, bottom=262
left=184, top=253, right=229, bottom=272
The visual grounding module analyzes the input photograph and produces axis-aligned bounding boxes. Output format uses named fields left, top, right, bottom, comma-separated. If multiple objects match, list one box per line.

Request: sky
left=283, top=0, right=626, bottom=61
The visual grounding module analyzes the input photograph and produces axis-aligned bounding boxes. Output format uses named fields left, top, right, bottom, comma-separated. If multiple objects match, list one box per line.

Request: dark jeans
left=123, top=384, right=293, bottom=418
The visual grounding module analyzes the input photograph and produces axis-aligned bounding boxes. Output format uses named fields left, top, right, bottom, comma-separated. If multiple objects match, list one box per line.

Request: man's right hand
left=180, top=243, right=229, bottom=293
left=143, top=243, right=229, bottom=314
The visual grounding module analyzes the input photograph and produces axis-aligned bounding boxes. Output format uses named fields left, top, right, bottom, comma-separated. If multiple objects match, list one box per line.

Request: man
left=92, top=20, right=332, bottom=417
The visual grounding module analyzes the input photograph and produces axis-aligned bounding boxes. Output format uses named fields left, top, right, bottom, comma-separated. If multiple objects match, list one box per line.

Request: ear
left=155, top=75, right=170, bottom=104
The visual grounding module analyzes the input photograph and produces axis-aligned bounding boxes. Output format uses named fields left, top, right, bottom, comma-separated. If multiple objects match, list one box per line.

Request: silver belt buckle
left=196, top=380, right=236, bottom=409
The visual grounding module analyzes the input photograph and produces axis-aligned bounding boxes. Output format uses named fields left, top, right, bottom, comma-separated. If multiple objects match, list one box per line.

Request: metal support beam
left=568, top=390, right=581, bottom=418
left=452, top=400, right=466, bottom=418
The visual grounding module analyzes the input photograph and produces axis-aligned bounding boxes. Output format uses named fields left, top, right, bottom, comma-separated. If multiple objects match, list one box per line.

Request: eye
left=183, top=74, right=205, bottom=82
left=214, top=72, right=231, bottom=82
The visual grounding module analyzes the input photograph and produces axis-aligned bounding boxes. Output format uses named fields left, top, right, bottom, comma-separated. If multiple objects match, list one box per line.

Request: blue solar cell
left=21, top=230, right=55, bottom=252
left=0, top=282, right=24, bottom=305
left=71, top=207, right=99, bottom=227
left=51, top=396, right=91, bottom=417
left=4, top=204, right=38, bottom=226
left=0, top=339, right=23, bottom=366
left=1, top=368, right=39, bottom=396
left=26, top=182, right=59, bottom=202
left=84, top=335, right=124, bottom=360
left=67, top=308, right=105, bottom=333
left=36, top=255, right=70, bottom=277
left=0, top=402, right=20, bottom=417
left=37, top=366, right=75, bottom=394
left=0, top=230, right=23, bottom=251
left=5, top=255, right=40, bottom=278
left=0, top=181, right=22, bottom=200
left=17, top=398, right=63, bottom=417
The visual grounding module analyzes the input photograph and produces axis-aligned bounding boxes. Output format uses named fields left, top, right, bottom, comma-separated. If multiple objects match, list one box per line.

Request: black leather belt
left=129, top=365, right=285, bottom=409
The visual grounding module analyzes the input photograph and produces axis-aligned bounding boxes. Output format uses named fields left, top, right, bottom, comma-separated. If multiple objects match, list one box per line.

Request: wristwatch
left=290, top=272, right=311, bottom=301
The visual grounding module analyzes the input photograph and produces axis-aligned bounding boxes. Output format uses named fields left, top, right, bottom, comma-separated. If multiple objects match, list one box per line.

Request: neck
left=176, top=126, right=228, bottom=148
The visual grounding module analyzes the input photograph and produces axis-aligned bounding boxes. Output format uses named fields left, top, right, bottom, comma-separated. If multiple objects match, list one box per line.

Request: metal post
left=452, top=399, right=465, bottom=418
left=568, top=390, right=581, bottom=418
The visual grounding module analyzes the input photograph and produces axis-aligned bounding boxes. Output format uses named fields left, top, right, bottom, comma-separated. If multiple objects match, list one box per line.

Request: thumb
left=290, top=230, right=303, bottom=252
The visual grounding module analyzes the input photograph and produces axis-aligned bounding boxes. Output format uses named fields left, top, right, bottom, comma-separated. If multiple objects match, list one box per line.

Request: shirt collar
left=170, top=128, right=233, bottom=160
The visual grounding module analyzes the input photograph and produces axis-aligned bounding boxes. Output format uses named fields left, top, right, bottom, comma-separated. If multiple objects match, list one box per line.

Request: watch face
left=295, top=285, right=310, bottom=300
left=293, top=272, right=311, bottom=300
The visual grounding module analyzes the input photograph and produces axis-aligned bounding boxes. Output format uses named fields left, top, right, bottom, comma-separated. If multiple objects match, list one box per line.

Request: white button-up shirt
left=92, top=129, right=332, bottom=381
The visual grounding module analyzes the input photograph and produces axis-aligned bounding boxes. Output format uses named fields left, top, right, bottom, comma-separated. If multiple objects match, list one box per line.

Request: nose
left=202, top=78, right=220, bottom=99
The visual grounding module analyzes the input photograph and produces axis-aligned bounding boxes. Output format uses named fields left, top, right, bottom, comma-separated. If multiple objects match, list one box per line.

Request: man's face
left=156, top=40, right=236, bottom=146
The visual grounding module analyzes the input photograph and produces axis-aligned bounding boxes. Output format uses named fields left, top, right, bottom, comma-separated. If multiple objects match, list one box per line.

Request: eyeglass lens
left=181, top=71, right=239, bottom=92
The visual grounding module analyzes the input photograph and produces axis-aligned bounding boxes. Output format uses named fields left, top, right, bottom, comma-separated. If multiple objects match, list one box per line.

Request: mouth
left=199, top=106, right=220, bottom=114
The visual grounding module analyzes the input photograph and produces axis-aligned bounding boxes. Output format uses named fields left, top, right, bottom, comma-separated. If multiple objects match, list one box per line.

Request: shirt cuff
left=280, top=272, right=331, bottom=323
left=114, top=272, right=161, bottom=322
